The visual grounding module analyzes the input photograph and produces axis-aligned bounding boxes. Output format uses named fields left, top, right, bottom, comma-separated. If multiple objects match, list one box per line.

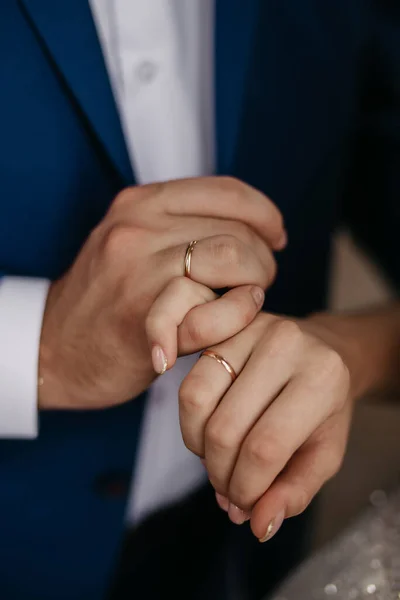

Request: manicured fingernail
left=275, top=230, right=288, bottom=250
left=152, top=345, right=168, bottom=375
left=228, top=503, right=251, bottom=525
left=215, top=493, right=229, bottom=512
left=251, top=287, right=265, bottom=308
left=259, top=509, right=285, bottom=543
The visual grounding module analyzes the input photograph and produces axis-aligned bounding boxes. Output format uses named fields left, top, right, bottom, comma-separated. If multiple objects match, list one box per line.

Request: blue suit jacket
left=0, top=1, right=399, bottom=598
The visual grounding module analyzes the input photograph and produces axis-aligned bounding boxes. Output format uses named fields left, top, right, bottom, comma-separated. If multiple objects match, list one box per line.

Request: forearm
left=309, top=302, right=400, bottom=400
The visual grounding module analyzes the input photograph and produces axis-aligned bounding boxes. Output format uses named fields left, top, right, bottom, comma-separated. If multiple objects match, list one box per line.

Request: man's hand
left=38, top=177, right=286, bottom=410
left=179, top=304, right=400, bottom=541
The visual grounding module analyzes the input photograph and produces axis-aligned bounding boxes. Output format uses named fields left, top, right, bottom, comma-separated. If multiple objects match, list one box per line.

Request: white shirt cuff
left=0, top=277, right=50, bottom=438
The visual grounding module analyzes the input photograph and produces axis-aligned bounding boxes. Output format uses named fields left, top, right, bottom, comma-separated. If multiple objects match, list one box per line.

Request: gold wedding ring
left=201, top=350, right=237, bottom=383
left=184, top=240, right=198, bottom=278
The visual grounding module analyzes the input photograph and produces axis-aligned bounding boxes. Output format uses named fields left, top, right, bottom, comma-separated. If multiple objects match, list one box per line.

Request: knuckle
left=134, top=181, right=167, bottom=214
left=269, top=319, right=303, bottom=349
left=211, top=236, right=243, bottom=268
left=244, top=434, right=284, bottom=470
left=169, top=276, right=191, bottom=297
left=205, top=420, right=237, bottom=455
left=312, top=348, right=350, bottom=394
left=222, top=222, right=277, bottom=288
left=321, top=347, right=346, bottom=377
left=112, top=184, right=157, bottom=210
left=110, top=184, right=163, bottom=220
left=184, top=312, right=206, bottom=346
left=180, top=431, right=202, bottom=457
left=181, top=436, right=203, bottom=458
left=179, top=375, right=210, bottom=414
left=100, top=224, right=133, bottom=261
left=112, top=187, right=134, bottom=209
left=216, top=176, right=246, bottom=198
left=142, top=181, right=166, bottom=204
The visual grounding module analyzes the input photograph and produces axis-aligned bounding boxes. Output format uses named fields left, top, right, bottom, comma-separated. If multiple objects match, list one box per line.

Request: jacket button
left=94, top=471, right=131, bottom=498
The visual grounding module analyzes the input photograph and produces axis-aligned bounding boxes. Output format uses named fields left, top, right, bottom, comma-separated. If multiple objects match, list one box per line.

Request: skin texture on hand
left=179, top=303, right=400, bottom=541
left=38, top=177, right=286, bottom=410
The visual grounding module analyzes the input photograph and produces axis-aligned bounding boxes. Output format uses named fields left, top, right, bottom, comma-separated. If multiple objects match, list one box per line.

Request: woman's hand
left=179, top=311, right=356, bottom=542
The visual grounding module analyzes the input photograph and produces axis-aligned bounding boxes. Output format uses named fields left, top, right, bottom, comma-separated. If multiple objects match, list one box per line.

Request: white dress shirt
left=0, top=0, right=215, bottom=524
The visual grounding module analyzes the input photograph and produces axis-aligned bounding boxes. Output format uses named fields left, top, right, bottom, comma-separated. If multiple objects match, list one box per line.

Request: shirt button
left=136, top=60, right=158, bottom=84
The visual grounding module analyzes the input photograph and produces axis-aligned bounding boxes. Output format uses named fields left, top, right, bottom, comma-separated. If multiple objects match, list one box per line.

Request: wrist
left=307, top=305, right=400, bottom=401
left=38, top=278, right=66, bottom=410
left=307, top=313, right=369, bottom=399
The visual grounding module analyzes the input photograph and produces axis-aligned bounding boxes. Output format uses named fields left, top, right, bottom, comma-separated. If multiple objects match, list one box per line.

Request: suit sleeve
left=0, top=277, right=49, bottom=438
left=341, top=2, right=400, bottom=291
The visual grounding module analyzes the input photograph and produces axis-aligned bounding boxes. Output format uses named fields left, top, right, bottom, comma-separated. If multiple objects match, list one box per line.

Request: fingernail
left=152, top=345, right=168, bottom=375
left=215, top=493, right=229, bottom=512
left=251, top=287, right=265, bottom=308
left=259, top=509, right=285, bottom=543
left=228, top=503, right=251, bottom=525
left=275, top=230, right=288, bottom=251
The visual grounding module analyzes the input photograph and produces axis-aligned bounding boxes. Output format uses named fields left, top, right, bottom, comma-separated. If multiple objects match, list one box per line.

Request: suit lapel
left=20, top=0, right=133, bottom=183
left=214, top=0, right=260, bottom=174
left=20, top=0, right=261, bottom=183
